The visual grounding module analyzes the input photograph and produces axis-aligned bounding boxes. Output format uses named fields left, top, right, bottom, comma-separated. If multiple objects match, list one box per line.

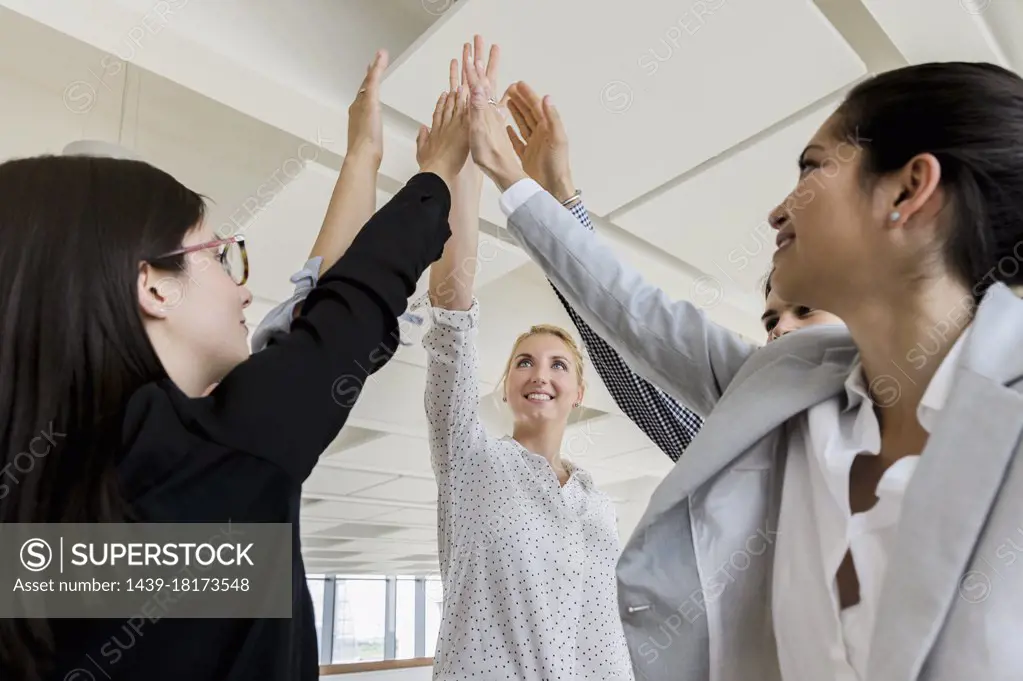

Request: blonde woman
left=421, top=37, right=632, bottom=681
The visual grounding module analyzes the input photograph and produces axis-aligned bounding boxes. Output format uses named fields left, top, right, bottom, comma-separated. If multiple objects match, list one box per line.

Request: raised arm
left=195, top=170, right=453, bottom=484
left=306, top=52, right=388, bottom=276
left=251, top=51, right=398, bottom=352
left=184, top=45, right=472, bottom=483
left=467, top=64, right=755, bottom=418
left=423, top=40, right=497, bottom=474
left=549, top=208, right=703, bottom=461
left=504, top=82, right=703, bottom=461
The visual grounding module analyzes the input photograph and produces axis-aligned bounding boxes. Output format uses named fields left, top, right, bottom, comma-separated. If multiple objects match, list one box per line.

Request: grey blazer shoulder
left=505, top=188, right=1023, bottom=681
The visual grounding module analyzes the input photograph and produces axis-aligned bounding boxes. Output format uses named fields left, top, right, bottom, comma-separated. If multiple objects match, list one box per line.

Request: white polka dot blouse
left=423, top=298, right=634, bottom=681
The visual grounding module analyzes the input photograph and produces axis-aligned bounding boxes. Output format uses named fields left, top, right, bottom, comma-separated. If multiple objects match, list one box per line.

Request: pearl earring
left=890, top=211, right=901, bottom=222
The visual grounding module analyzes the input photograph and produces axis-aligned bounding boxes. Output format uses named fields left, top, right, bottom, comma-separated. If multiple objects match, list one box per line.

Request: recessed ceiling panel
left=351, top=476, right=439, bottom=504
left=323, top=434, right=435, bottom=477
left=370, top=507, right=435, bottom=526
left=382, top=0, right=865, bottom=215
left=302, top=467, right=397, bottom=497
left=302, top=500, right=398, bottom=521
left=612, top=95, right=839, bottom=297
left=311, top=522, right=404, bottom=540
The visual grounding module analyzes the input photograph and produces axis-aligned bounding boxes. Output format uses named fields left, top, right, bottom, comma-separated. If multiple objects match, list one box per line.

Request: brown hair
left=499, top=324, right=586, bottom=394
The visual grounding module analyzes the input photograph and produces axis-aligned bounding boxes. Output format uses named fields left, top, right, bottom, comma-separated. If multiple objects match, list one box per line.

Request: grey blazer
left=505, top=188, right=1023, bottom=681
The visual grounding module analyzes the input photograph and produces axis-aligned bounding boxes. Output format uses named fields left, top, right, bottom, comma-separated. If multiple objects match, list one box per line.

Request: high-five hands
left=403, top=34, right=569, bottom=198
left=504, top=82, right=576, bottom=204
left=463, top=40, right=528, bottom=192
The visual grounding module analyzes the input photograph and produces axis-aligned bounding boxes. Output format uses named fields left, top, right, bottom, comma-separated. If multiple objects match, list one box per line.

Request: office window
left=306, top=576, right=326, bottom=655
left=395, top=577, right=417, bottom=659
left=332, top=578, right=387, bottom=663
left=425, top=577, right=443, bottom=656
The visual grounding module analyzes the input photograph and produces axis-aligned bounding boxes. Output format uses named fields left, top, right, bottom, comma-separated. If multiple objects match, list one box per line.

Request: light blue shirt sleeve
left=250, top=256, right=426, bottom=353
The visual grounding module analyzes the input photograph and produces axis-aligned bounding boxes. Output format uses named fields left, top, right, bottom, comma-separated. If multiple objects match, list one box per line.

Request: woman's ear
left=887, top=152, right=943, bottom=228
left=138, top=262, right=184, bottom=320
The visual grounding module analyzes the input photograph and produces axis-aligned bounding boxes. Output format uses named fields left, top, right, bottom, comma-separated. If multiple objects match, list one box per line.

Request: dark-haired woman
left=467, top=52, right=1023, bottom=681
left=0, top=50, right=466, bottom=681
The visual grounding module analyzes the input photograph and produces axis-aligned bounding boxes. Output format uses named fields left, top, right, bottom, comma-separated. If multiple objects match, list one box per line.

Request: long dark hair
left=0, top=155, right=205, bottom=678
left=834, top=62, right=1023, bottom=300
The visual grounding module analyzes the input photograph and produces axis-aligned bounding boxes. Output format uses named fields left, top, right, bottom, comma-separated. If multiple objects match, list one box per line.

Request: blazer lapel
left=868, top=284, right=1023, bottom=681
left=866, top=375, right=1023, bottom=681
left=636, top=343, right=855, bottom=532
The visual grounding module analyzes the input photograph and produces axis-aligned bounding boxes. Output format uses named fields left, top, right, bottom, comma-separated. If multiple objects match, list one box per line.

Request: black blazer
left=47, top=172, right=451, bottom=681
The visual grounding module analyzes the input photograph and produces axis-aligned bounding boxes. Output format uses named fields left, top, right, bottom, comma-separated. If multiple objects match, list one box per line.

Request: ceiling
left=1, top=0, right=1020, bottom=576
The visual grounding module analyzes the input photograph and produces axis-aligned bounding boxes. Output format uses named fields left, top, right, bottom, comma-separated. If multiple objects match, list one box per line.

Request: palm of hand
left=520, top=125, right=564, bottom=192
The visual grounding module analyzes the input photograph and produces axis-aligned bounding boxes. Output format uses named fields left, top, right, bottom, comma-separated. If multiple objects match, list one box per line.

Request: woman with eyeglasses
left=0, top=50, right=466, bottom=681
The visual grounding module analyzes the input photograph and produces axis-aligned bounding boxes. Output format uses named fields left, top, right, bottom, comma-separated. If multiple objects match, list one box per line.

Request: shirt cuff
left=499, top=178, right=544, bottom=217
left=249, top=257, right=324, bottom=353
left=250, top=256, right=424, bottom=352
left=569, top=200, right=594, bottom=232
left=291, top=256, right=323, bottom=290
left=429, top=297, right=480, bottom=331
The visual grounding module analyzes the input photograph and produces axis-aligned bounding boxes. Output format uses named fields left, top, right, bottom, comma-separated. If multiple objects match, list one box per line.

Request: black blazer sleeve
left=181, top=172, right=450, bottom=482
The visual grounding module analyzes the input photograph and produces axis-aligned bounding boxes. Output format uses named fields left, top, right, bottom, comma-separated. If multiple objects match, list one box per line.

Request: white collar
left=842, top=325, right=972, bottom=435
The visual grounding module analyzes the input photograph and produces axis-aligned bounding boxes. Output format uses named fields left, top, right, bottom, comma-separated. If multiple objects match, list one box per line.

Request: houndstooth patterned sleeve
left=551, top=201, right=703, bottom=463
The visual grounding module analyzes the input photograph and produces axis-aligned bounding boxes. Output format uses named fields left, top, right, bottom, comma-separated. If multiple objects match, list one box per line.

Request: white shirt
left=773, top=327, right=971, bottom=681
left=423, top=299, right=634, bottom=681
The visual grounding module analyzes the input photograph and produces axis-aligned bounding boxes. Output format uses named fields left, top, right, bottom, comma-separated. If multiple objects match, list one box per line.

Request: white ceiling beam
left=382, top=0, right=866, bottom=216
left=3, top=0, right=772, bottom=341
left=859, top=0, right=1010, bottom=67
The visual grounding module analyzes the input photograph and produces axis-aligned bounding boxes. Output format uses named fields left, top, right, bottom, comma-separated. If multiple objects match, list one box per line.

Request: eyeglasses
left=149, top=234, right=248, bottom=286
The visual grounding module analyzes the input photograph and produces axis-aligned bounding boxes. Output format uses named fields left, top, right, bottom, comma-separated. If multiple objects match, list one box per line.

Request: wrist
left=549, top=177, right=577, bottom=204
left=419, top=162, right=455, bottom=191
left=490, top=163, right=529, bottom=193
left=343, top=142, right=382, bottom=170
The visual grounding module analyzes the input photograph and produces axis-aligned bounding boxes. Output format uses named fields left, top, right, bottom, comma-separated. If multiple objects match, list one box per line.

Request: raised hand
left=464, top=38, right=527, bottom=191
left=505, top=81, right=576, bottom=203
left=347, top=50, right=388, bottom=165
left=452, top=36, right=500, bottom=188
left=416, top=87, right=470, bottom=190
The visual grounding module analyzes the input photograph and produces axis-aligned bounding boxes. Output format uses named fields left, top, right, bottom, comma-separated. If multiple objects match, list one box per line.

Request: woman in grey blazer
left=463, top=51, right=1023, bottom=681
